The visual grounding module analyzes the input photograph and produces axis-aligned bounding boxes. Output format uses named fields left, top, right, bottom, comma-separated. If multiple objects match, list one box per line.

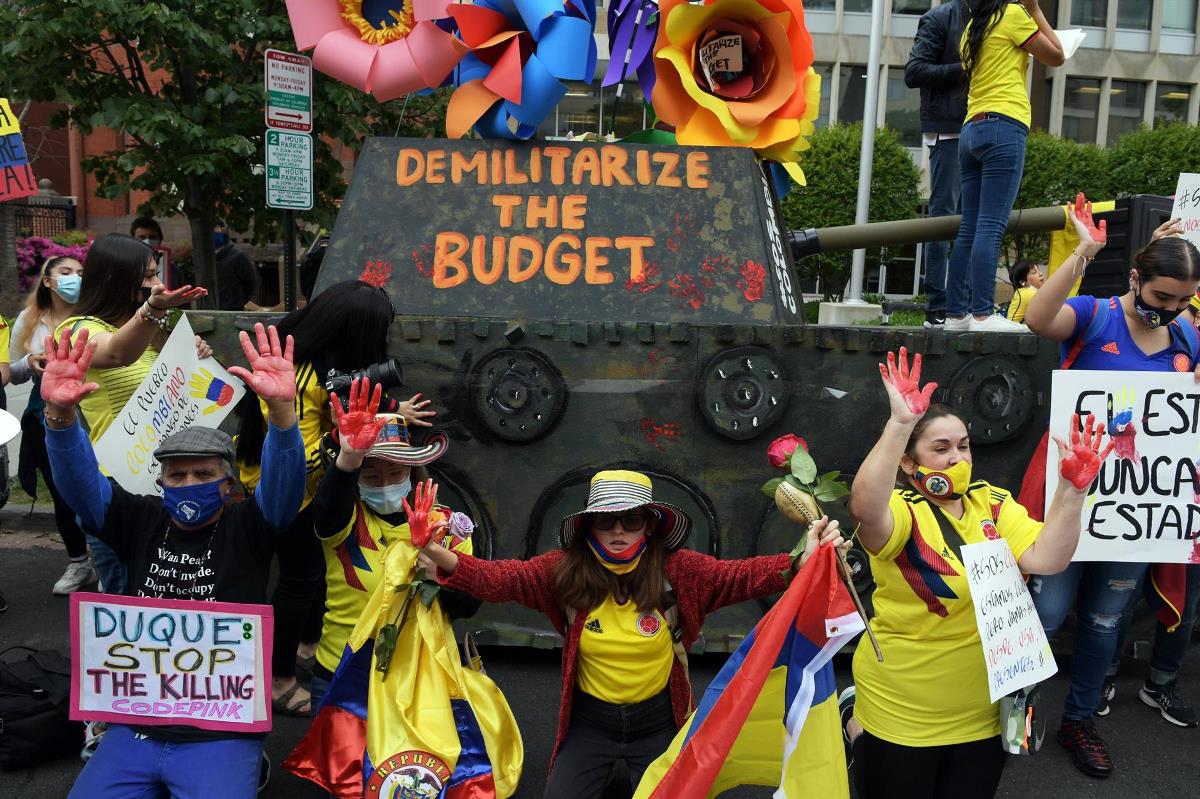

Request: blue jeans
left=68, top=723, right=263, bottom=799
left=923, top=137, right=960, bottom=313
left=1030, top=561, right=1148, bottom=722
left=1109, top=564, right=1200, bottom=685
left=310, top=672, right=331, bottom=717
left=87, top=534, right=127, bottom=595
left=946, top=114, right=1028, bottom=318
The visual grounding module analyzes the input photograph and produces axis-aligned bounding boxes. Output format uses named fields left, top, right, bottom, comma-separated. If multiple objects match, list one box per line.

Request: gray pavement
left=1, top=540, right=1197, bottom=798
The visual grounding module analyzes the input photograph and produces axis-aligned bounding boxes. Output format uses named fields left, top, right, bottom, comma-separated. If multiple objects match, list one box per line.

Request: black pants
left=852, top=731, right=1007, bottom=799
left=22, top=412, right=87, bottom=559
left=271, top=504, right=326, bottom=679
left=544, top=690, right=677, bottom=799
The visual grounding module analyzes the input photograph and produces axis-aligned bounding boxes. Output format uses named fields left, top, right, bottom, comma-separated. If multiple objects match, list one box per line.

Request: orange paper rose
left=650, top=0, right=820, bottom=184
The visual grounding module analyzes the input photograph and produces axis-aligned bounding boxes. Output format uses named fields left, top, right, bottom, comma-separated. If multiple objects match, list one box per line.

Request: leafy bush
left=15, top=234, right=92, bottom=293
left=783, top=123, right=921, bottom=301
left=1107, top=123, right=1200, bottom=197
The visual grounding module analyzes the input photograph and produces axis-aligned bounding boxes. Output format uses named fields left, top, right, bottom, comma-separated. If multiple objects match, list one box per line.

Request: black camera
left=325, top=358, right=404, bottom=407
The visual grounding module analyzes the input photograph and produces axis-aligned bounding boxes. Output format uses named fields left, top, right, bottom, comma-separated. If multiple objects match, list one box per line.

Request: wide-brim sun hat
left=364, top=413, right=448, bottom=466
left=559, top=469, right=691, bottom=551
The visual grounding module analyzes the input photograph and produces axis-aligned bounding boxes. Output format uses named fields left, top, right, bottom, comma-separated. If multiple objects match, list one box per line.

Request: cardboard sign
left=1046, top=370, right=1200, bottom=562
left=0, top=98, right=38, bottom=202
left=1170, top=172, right=1200, bottom=249
left=962, top=540, right=1057, bottom=703
left=316, top=138, right=802, bottom=326
left=699, top=35, right=744, bottom=89
left=70, top=592, right=272, bottom=732
left=93, top=316, right=245, bottom=494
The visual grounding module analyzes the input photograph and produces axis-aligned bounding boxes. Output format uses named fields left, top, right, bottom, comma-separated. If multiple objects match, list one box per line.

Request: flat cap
left=153, top=427, right=236, bottom=465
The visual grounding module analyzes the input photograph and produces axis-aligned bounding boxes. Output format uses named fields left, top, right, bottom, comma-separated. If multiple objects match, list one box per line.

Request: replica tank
left=203, top=137, right=1069, bottom=652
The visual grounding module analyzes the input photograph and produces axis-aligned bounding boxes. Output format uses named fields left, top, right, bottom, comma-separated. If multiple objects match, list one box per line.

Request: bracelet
left=139, top=302, right=171, bottom=330
left=43, top=410, right=75, bottom=429
left=1070, top=250, right=1095, bottom=277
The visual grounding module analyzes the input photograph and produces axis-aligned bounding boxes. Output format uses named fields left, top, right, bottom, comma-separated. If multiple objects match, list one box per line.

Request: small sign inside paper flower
left=700, top=35, right=744, bottom=90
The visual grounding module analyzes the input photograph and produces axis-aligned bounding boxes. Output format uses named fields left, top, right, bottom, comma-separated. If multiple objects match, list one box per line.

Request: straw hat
left=559, top=470, right=690, bottom=550
left=363, top=414, right=447, bottom=466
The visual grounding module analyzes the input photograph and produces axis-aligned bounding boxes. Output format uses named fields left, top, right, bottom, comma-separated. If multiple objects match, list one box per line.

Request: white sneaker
left=944, top=316, right=971, bottom=332
left=969, top=314, right=1029, bottom=333
left=53, top=558, right=97, bottom=595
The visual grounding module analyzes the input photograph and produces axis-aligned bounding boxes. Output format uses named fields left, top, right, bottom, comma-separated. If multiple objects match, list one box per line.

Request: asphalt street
left=1, top=530, right=1197, bottom=798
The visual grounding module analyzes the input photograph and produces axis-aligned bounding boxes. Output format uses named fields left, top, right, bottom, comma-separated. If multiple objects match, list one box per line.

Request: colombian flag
left=635, top=545, right=863, bottom=799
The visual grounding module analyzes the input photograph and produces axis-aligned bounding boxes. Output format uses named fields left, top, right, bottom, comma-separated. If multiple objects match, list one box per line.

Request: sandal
left=272, top=682, right=312, bottom=717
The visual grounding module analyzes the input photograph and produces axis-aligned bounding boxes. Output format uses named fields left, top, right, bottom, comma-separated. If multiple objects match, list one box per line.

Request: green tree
left=0, top=0, right=446, bottom=306
left=781, top=123, right=921, bottom=301
left=1107, top=122, right=1200, bottom=197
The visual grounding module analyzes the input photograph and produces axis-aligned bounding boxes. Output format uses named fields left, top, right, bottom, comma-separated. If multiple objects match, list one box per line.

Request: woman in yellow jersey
left=416, top=469, right=848, bottom=799
left=842, top=347, right=1111, bottom=799
left=944, top=0, right=1063, bottom=333
left=1005, top=259, right=1043, bottom=322
left=57, top=234, right=207, bottom=595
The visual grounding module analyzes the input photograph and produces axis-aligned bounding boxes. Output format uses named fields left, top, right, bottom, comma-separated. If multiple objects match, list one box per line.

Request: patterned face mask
left=911, top=459, right=972, bottom=502
left=586, top=534, right=648, bottom=575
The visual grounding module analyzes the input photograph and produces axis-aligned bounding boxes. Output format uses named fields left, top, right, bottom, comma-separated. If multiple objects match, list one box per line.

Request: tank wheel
left=468, top=348, right=567, bottom=444
left=698, top=346, right=789, bottom=441
left=944, top=355, right=1035, bottom=444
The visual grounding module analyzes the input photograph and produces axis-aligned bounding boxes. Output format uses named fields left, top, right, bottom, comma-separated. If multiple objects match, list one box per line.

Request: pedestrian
left=840, top=346, right=1109, bottom=799
left=945, top=0, right=1064, bottom=332
left=415, top=469, right=848, bottom=799
left=130, top=216, right=183, bottom=291
left=43, top=322, right=305, bottom=799
left=904, top=0, right=968, bottom=329
left=214, top=219, right=266, bottom=311
left=9, top=255, right=94, bottom=595
left=1020, top=194, right=1200, bottom=777
left=1005, top=259, right=1044, bottom=322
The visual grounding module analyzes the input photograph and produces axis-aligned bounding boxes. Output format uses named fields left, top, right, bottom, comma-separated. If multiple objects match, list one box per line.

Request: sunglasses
left=592, top=512, right=649, bottom=531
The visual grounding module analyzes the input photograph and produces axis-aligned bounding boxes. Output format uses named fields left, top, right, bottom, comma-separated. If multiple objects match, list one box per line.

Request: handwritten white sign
left=93, top=316, right=245, bottom=494
left=1047, top=370, right=1200, bottom=563
left=699, top=35, right=743, bottom=90
left=1169, top=172, right=1200, bottom=249
left=962, top=539, right=1057, bottom=703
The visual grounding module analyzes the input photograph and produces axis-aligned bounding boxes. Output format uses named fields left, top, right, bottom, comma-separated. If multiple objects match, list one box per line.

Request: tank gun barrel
left=789, top=205, right=1067, bottom=259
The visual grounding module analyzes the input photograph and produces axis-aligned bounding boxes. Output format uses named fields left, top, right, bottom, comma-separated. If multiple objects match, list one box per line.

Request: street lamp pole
left=846, top=0, right=887, bottom=303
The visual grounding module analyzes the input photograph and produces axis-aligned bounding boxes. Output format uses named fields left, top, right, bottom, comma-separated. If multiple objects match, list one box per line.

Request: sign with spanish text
left=93, top=315, right=245, bottom=494
left=1046, top=370, right=1200, bottom=562
left=70, top=593, right=272, bottom=732
left=962, top=539, right=1057, bottom=703
left=0, top=98, right=38, bottom=202
left=265, top=49, right=312, bottom=132
left=1170, top=172, right=1200, bottom=250
left=317, top=138, right=802, bottom=326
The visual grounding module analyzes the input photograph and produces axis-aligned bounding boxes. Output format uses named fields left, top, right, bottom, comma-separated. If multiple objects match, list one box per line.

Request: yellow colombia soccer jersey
left=853, top=482, right=1042, bottom=746
left=316, top=505, right=473, bottom=673
left=576, top=594, right=674, bottom=705
left=57, top=317, right=159, bottom=442
left=961, top=3, right=1040, bottom=128
left=0, top=317, right=10, bottom=365
left=1007, top=286, right=1037, bottom=322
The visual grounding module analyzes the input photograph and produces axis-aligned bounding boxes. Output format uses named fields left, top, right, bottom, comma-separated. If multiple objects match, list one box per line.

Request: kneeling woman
left=417, top=469, right=846, bottom=799
left=843, top=348, right=1110, bottom=799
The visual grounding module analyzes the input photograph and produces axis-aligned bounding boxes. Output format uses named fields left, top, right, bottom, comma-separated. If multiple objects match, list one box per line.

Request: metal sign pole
left=283, top=210, right=296, bottom=311
left=846, top=0, right=887, bottom=303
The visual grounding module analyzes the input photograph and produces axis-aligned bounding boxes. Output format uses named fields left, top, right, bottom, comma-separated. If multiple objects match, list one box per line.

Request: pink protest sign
left=69, top=593, right=273, bottom=733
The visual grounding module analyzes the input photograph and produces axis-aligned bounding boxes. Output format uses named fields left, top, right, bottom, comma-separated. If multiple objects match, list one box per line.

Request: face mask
left=214, top=231, right=228, bottom=248
left=586, top=534, right=648, bottom=575
left=359, top=477, right=411, bottom=515
left=911, top=459, right=972, bottom=502
left=1133, top=289, right=1184, bottom=329
left=52, top=274, right=81, bottom=303
left=162, top=479, right=228, bottom=527
left=137, top=237, right=162, bottom=247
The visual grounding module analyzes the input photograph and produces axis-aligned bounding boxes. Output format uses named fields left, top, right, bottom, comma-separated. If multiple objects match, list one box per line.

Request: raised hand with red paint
left=40, top=328, right=100, bottom=410
left=332, top=378, right=387, bottom=452
left=879, top=346, right=939, bottom=424
left=1069, top=192, right=1107, bottom=255
left=1054, top=413, right=1115, bottom=490
left=402, top=478, right=446, bottom=549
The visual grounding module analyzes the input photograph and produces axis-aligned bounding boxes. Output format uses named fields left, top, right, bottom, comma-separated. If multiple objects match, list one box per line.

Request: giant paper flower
left=650, top=0, right=821, bottom=184
left=602, top=0, right=659, bottom=99
left=285, top=0, right=466, bottom=102
left=446, top=0, right=599, bottom=140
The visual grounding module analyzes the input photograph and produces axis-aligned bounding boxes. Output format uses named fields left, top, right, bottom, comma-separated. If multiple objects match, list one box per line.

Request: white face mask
left=358, top=477, right=411, bottom=515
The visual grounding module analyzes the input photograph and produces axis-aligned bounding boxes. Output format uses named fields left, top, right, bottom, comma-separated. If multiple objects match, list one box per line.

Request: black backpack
left=0, top=646, right=84, bottom=770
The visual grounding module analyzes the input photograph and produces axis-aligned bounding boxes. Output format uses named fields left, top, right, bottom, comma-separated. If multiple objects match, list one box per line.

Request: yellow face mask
left=912, top=459, right=972, bottom=501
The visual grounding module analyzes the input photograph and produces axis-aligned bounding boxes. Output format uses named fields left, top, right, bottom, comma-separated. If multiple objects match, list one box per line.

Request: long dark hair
left=72, top=234, right=155, bottom=328
left=962, top=0, right=1011, bottom=81
left=1132, top=237, right=1200, bottom=284
left=274, top=279, right=394, bottom=377
left=553, top=519, right=668, bottom=614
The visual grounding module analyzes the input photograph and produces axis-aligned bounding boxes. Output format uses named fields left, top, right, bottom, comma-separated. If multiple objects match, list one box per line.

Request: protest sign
left=1047, top=370, right=1200, bottom=562
left=1170, top=172, right=1200, bottom=249
left=0, top=98, right=38, bottom=202
left=962, top=539, right=1057, bottom=703
left=70, top=592, right=272, bottom=732
left=93, top=315, right=245, bottom=494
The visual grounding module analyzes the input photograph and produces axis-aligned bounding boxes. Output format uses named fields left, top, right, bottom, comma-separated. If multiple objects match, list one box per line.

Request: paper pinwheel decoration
left=602, top=0, right=659, bottom=100
left=651, top=0, right=821, bottom=183
left=285, top=0, right=466, bottom=102
left=446, top=0, right=599, bottom=140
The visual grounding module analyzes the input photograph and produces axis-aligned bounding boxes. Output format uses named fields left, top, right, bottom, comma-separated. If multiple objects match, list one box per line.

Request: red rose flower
left=767, top=433, right=808, bottom=468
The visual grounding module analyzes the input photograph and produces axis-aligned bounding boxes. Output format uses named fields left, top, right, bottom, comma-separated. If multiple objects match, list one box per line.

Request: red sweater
left=438, top=548, right=791, bottom=769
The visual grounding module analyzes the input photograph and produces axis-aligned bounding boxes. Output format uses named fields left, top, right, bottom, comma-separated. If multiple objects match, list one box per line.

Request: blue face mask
left=162, top=479, right=228, bottom=526
left=52, top=274, right=81, bottom=304
left=213, top=231, right=228, bottom=248
left=359, top=477, right=411, bottom=516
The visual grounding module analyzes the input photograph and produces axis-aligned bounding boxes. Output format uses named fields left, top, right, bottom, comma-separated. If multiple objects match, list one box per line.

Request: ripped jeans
left=1029, top=561, right=1148, bottom=722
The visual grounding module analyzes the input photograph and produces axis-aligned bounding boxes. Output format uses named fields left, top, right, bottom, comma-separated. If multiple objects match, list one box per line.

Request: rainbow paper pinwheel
left=446, top=0, right=599, bottom=140
left=285, top=0, right=466, bottom=102
left=651, top=0, right=821, bottom=183
left=602, top=0, right=659, bottom=99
